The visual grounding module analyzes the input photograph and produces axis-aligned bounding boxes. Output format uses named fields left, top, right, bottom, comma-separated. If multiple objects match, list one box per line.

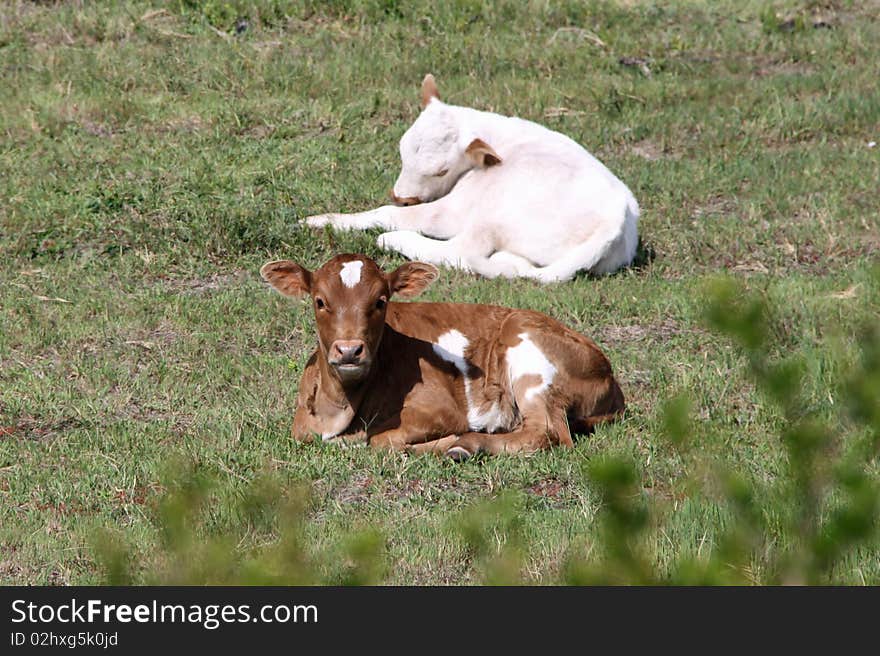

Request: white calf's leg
left=384, top=201, right=464, bottom=238
left=468, top=251, right=537, bottom=279
left=306, top=200, right=464, bottom=238
left=377, top=231, right=475, bottom=268
left=306, top=206, right=396, bottom=230
left=377, top=235, right=545, bottom=281
left=377, top=223, right=626, bottom=282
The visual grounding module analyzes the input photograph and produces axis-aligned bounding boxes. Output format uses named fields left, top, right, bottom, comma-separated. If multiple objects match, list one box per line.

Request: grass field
left=1, top=0, right=879, bottom=584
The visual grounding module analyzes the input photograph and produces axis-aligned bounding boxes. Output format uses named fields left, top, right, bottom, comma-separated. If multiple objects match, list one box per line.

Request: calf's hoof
left=376, top=230, right=409, bottom=251
left=445, top=446, right=472, bottom=462
left=486, top=251, right=535, bottom=278
left=305, top=214, right=333, bottom=228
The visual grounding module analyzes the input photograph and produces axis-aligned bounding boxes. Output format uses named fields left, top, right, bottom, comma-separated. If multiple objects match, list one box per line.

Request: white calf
left=306, top=75, right=640, bottom=283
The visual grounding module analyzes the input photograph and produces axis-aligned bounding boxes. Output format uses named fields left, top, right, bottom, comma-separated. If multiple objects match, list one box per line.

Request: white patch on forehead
left=433, top=329, right=515, bottom=433
left=339, top=260, right=364, bottom=288
left=507, top=333, right=557, bottom=401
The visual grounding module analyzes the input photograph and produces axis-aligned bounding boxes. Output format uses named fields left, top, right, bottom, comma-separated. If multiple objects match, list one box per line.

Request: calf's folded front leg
left=378, top=233, right=542, bottom=281
left=366, top=405, right=470, bottom=452
left=404, top=435, right=461, bottom=455
left=369, top=429, right=460, bottom=452
left=445, top=409, right=573, bottom=460
left=444, top=429, right=551, bottom=461
left=377, top=231, right=473, bottom=268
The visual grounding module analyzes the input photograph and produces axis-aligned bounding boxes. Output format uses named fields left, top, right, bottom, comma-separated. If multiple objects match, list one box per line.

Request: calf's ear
left=421, top=73, right=440, bottom=108
left=260, top=260, right=312, bottom=298
left=388, top=262, right=439, bottom=298
left=465, top=138, right=502, bottom=167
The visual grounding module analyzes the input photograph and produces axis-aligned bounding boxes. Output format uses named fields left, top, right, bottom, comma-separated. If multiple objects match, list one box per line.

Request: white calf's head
left=390, top=74, right=502, bottom=206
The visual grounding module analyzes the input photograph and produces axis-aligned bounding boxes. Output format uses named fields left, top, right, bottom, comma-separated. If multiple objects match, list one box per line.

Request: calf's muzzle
left=389, top=189, right=421, bottom=207
left=330, top=340, right=366, bottom=366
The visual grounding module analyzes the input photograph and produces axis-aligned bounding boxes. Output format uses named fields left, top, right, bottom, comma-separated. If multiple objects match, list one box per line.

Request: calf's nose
left=389, top=189, right=421, bottom=207
left=331, top=340, right=365, bottom=365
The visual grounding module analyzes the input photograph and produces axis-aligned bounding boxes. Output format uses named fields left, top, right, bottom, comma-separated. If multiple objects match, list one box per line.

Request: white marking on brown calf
left=318, top=406, right=358, bottom=443
left=506, top=333, right=557, bottom=401
left=433, top=329, right=510, bottom=432
left=433, top=329, right=469, bottom=373
left=468, top=397, right=508, bottom=432
left=339, top=260, right=364, bottom=287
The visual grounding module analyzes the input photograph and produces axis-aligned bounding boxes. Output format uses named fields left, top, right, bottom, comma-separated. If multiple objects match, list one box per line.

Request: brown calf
left=260, top=254, right=624, bottom=459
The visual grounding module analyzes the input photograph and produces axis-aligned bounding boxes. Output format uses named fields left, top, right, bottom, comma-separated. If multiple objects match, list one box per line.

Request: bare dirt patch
left=0, top=559, right=24, bottom=581
left=597, top=318, right=703, bottom=345
left=124, top=320, right=181, bottom=348
left=328, top=473, right=373, bottom=506
left=244, top=123, right=276, bottom=139
left=629, top=138, right=679, bottom=161
left=691, top=195, right=736, bottom=220
left=114, top=399, right=195, bottom=436
left=153, top=115, right=208, bottom=134
left=0, top=415, right=83, bottom=441
left=774, top=236, right=880, bottom=275
left=381, top=477, right=426, bottom=501
left=752, top=58, right=817, bottom=78
left=158, top=271, right=249, bottom=295
left=113, top=482, right=164, bottom=508
left=526, top=477, right=567, bottom=499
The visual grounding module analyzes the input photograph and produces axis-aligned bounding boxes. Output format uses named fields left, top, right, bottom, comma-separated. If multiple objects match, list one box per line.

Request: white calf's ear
left=260, top=260, right=312, bottom=298
left=465, top=138, right=502, bottom=167
left=387, top=262, right=439, bottom=298
left=421, top=73, right=440, bottom=108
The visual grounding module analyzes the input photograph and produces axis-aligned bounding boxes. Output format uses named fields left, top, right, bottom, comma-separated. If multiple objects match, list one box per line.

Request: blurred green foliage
left=95, top=464, right=385, bottom=585
left=554, top=274, right=880, bottom=585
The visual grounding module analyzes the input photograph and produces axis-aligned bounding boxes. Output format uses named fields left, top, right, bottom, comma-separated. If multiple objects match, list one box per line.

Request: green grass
left=1, top=0, right=879, bottom=585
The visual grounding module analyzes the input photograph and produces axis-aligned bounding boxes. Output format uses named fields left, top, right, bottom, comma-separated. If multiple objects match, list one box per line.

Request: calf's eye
left=315, top=297, right=326, bottom=310
left=434, top=169, right=449, bottom=177
left=375, top=298, right=387, bottom=310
